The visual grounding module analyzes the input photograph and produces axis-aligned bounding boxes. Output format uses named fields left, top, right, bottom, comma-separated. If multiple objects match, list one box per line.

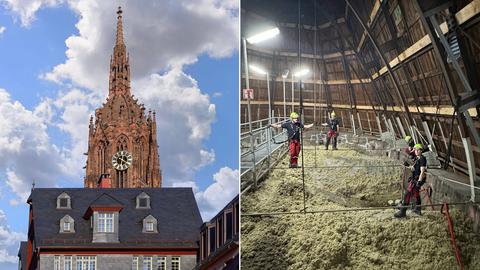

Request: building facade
left=197, top=196, right=239, bottom=270
left=84, top=7, right=161, bottom=189
left=18, top=188, right=202, bottom=270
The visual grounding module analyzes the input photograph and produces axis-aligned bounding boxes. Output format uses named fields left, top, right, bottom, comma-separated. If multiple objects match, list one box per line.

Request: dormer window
left=64, top=222, right=71, bottom=232
left=56, top=192, right=71, bottom=209
left=59, top=215, right=75, bottom=233
left=142, top=215, right=158, bottom=233
left=146, top=221, right=154, bottom=232
left=136, top=192, right=150, bottom=209
left=98, top=212, right=114, bottom=233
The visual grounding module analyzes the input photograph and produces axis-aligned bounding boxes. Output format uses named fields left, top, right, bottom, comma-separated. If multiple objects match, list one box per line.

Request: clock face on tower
left=112, top=150, right=133, bottom=171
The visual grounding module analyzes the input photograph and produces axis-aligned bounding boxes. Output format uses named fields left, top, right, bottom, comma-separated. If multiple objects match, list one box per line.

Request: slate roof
left=28, top=188, right=202, bottom=249
left=17, top=241, right=27, bottom=269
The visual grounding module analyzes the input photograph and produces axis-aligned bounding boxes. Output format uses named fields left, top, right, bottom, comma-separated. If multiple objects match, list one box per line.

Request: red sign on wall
left=243, top=89, right=254, bottom=99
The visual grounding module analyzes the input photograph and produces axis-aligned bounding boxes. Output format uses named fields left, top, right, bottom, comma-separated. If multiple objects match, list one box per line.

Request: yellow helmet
left=414, top=143, right=423, bottom=150
left=290, top=112, right=299, bottom=119
left=405, top=136, right=412, bottom=142
left=331, top=111, right=336, bottom=118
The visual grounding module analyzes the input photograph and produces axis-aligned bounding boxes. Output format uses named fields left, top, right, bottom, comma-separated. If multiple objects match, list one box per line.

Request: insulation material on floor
left=241, top=147, right=480, bottom=269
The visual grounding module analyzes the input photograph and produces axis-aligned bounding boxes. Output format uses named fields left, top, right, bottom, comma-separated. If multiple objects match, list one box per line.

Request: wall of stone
left=39, top=254, right=197, bottom=270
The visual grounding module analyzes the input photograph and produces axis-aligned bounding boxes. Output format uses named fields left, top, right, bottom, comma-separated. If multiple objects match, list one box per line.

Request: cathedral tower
left=85, top=7, right=162, bottom=188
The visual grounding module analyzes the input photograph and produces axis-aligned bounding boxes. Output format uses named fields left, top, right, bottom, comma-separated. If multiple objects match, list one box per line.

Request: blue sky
left=0, top=1, right=238, bottom=268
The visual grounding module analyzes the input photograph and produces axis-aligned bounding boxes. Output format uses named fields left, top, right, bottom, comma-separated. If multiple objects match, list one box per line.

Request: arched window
left=135, top=137, right=146, bottom=184
left=116, top=135, right=128, bottom=151
left=97, top=141, right=107, bottom=174
left=116, top=135, right=129, bottom=187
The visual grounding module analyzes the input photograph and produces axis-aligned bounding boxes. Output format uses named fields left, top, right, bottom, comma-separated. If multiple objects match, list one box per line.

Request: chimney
left=98, top=174, right=112, bottom=188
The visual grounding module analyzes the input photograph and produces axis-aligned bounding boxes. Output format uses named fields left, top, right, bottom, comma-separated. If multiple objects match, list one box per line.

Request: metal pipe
left=291, top=72, right=294, bottom=113
left=242, top=201, right=476, bottom=217
left=242, top=38, right=257, bottom=188
left=267, top=72, right=272, bottom=169
left=283, top=77, right=286, bottom=118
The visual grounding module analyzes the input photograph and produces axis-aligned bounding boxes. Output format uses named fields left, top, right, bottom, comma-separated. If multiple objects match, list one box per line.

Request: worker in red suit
left=271, top=112, right=313, bottom=168
left=395, top=143, right=427, bottom=218
left=323, top=111, right=340, bottom=150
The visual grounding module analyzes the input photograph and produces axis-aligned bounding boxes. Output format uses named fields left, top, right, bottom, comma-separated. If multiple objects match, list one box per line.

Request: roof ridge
left=89, top=192, right=124, bottom=207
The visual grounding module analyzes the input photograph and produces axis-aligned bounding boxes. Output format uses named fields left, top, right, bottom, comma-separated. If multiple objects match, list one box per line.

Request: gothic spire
left=116, top=6, right=124, bottom=46
left=109, top=6, right=131, bottom=98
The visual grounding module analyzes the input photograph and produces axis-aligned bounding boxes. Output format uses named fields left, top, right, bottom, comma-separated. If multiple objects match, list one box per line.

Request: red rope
left=421, top=184, right=434, bottom=210
left=441, top=202, right=464, bottom=270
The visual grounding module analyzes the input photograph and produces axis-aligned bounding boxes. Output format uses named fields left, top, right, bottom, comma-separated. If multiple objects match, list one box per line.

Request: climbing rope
left=441, top=202, right=464, bottom=270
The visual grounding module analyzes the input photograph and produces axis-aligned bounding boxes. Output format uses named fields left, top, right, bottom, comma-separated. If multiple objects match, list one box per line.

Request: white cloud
left=0, top=209, right=26, bottom=263
left=134, top=68, right=216, bottom=185
left=7, top=200, right=18, bottom=206
left=3, top=0, right=63, bottom=26
left=0, top=88, right=69, bottom=201
left=41, top=0, right=238, bottom=91
left=195, top=167, right=239, bottom=220
left=0, top=26, right=5, bottom=36
left=213, top=92, right=222, bottom=98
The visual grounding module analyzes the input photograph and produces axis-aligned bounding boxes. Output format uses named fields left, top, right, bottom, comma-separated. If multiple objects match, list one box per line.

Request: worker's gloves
left=416, top=180, right=425, bottom=188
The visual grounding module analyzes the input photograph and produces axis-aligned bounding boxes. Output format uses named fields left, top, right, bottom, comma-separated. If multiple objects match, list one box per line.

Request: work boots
left=333, top=137, right=338, bottom=150
left=394, top=207, right=407, bottom=218
left=413, top=206, right=422, bottom=215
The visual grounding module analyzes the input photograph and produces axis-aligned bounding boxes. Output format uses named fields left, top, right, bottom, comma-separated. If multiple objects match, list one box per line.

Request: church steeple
left=109, top=6, right=131, bottom=98
left=85, top=6, right=162, bottom=189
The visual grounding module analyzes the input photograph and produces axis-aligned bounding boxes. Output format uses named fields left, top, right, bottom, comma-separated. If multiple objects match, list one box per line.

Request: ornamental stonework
left=84, top=7, right=161, bottom=188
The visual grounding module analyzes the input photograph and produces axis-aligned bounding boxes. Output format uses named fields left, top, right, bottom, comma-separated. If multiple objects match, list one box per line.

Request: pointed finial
left=115, top=6, right=124, bottom=46
left=32, top=179, right=36, bottom=190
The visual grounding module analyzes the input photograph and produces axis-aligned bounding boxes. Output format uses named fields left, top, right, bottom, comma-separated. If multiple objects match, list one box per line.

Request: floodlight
left=282, top=69, right=289, bottom=79
left=294, top=69, right=309, bottom=77
left=249, top=65, right=267, bottom=75
left=246, top=28, right=280, bottom=44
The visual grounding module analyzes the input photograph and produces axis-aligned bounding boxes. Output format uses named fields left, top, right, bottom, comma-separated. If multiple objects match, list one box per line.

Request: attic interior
left=240, top=0, right=480, bottom=268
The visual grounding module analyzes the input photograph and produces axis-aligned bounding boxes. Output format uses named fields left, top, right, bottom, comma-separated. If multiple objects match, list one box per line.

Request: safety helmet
left=405, top=136, right=412, bottom=142
left=290, top=112, right=299, bottom=119
left=414, top=143, right=423, bottom=150
left=331, top=111, right=336, bottom=118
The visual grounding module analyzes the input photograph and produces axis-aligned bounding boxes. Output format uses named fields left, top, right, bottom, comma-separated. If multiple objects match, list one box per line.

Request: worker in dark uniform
left=271, top=112, right=313, bottom=168
left=404, top=135, right=430, bottom=164
left=395, top=144, right=427, bottom=218
left=323, top=111, right=340, bottom=150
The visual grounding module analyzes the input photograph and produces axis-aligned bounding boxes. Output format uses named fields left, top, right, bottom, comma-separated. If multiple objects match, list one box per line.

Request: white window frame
left=54, top=255, right=60, bottom=270
left=64, top=221, right=71, bottom=232
left=156, top=256, right=166, bottom=270
left=146, top=221, right=154, bottom=232
left=64, top=256, right=72, bottom=270
left=76, top=256, right=96, bottom=270
left=97, top=212, right=114, bottom=233
left=143, top=256, right=153, bottom=270
left=132, top=256, right=139, bottom=270
left=171, top=257, right=181, bottom=270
